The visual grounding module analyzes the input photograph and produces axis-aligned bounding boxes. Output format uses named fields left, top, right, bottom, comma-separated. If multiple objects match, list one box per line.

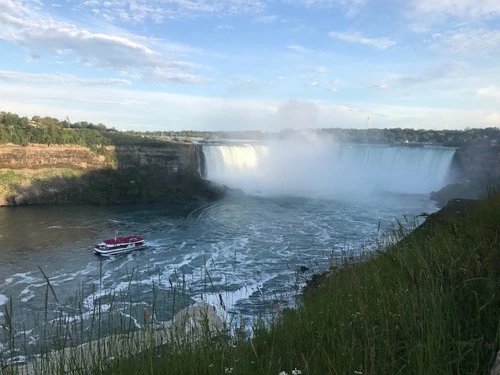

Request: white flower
left=292, top=369, right=302, bottom=375
left=225, top=367, right=234, bottom=374
left=279, top=372, right=288, bottom=375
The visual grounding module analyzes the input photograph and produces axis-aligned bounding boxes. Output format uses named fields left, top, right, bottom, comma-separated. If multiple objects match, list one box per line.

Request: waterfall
left=201, top=142, right=456, bottom=196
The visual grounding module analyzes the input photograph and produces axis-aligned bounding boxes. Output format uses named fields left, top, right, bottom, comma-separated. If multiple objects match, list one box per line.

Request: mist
left=202, top=136, right=456, bottom=198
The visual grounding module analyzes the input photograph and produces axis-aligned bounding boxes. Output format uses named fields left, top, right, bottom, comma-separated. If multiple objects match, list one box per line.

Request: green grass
left=0, top=170, right=29, bottom=198
left=0, top=168, right=81, bottom=189
left=100, top=193, right=500, bottom=375
left=0, top=170, right=28, bottom=186
left=2, top=194, right=499, bottom=375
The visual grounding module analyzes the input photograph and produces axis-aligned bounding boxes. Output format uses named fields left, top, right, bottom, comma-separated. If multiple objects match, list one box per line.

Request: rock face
left=452, top=144, right=500, bottom=183
left=0, top=143, right=224, bottom=205
left=431, top=144, right=500, bottom=207
left=0, top=144, right=110, bottom=170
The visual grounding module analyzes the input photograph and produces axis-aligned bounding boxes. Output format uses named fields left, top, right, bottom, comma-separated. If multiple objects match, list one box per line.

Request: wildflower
left=208, top=364, right=214, bottom=368
left=279, top=372, right=288, bottom=375
left=354, top=371, right=363, bottom=374
left=292, top=369, right=302, bottom=375
left=225, top=367, right=234, bottom=374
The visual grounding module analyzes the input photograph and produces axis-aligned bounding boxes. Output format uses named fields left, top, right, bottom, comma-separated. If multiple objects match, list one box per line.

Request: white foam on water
left=0, top=293, right=8, bottom=306
left=14, top=329, right=37, bottom=347
left=4, top=272, right=40, bottom=287
left=20, top=288, right=36, bottom=303
left=119, top=312, right=141, bottom=329
left=48, top=263, right=97, bottom=283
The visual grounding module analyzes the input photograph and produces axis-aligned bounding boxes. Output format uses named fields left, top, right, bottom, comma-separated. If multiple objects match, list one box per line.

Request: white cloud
left=328, top=31, right=396, bottom=50
left=407, top=0, right=500, bottom=32
left=0, top=0, right=207, bottom=84
left=1, top=82, right=497, bottom=131
left=226, top=78, right=261, bottom=96
left=305, top=81, right=321, bottom=87
left=79, top=0, right=368, bottom=24
left=327, top=79, right=341, bottom=92
left=368, top=80, right=390, bottom=90
left=411, top=0, right=500, bottom=19
left=477, top=86, right=500, bottom=98
left=214, top=24, right=234, bottom=31
left=252, top=15, right=278, bottom=23
left=287, top=44, right=309, bottom=53
left=303, top=79, right=341, bottom=91
left=286, top=0, right=366, bottom=16
left=486, top=113, right=500, bottom=122
left=0, top=70, right=132, bottom=86
left=396, top=62, right=467, bottom=86
left=430, top=29, right=500, bottom=56
left=80, top=0, right=266, bottom=22
left=301, top=66, right=328, bottom=74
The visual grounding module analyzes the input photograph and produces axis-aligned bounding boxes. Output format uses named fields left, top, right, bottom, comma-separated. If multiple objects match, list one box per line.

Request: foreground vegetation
left=84, top=194, right=498, bottom=375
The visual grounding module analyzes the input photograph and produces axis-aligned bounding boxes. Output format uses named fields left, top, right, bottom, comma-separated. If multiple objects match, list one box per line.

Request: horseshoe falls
left=202, top=142, right=456, bottom=196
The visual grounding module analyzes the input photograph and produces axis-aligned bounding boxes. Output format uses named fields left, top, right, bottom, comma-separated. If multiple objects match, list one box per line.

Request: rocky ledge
left=0, top=143, right=225, bottom=206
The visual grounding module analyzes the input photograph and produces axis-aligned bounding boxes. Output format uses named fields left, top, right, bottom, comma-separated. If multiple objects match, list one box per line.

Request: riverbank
left=0, top=143, right=226, bottom=205
left=93, top=193, right=498, bottom=374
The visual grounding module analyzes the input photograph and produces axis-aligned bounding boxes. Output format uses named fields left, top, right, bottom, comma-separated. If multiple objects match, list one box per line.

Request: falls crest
left=202, top=142, right=455, bottom=196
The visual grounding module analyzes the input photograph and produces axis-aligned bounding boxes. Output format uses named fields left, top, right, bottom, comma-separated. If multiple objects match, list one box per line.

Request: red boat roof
left=102, top=235, right=144, bottom=245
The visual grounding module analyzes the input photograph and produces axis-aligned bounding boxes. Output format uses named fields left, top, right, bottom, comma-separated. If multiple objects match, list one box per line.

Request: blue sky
left=1, top=0, right=499, bottom=131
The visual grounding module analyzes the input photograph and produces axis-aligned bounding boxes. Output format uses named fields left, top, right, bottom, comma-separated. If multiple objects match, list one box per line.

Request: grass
left=0, top=168, right=83, bottom=201
left=0, top=170, right=28, bottom=196
left=1, top=193, right=499, bottom=374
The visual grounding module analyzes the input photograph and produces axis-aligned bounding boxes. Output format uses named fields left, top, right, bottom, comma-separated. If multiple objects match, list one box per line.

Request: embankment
left=0, top=143, right=224, bottom=206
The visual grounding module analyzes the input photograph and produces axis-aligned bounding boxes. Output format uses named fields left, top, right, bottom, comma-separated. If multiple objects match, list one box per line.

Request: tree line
left=139, top=127, right=500, bottom=147
left=1, top=111, right=499, bottom=148
left=0, top=112, right=166, bottom=152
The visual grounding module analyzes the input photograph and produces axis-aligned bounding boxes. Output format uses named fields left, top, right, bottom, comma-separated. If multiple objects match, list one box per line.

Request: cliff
left=431, top=143, right=500, bottom=206
left=452, top=144, right=500, bottom=182
left=0, top=142, right=223, bottom=206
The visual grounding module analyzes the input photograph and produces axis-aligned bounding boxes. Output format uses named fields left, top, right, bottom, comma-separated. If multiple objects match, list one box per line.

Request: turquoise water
left=0, top=192, right=437, bottom=360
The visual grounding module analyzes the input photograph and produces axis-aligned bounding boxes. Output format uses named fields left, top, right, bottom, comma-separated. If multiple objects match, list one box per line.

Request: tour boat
left=94, top=235, right=147, bottom=256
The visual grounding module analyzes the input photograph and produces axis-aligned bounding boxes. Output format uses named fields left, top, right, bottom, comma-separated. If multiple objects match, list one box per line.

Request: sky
left=0, top=0, right=500, bottom=132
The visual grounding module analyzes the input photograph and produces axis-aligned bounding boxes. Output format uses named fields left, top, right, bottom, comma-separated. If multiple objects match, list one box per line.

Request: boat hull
left=93, top=243, right=147, bottom=256
left=93, top=235, right=147, bottom=256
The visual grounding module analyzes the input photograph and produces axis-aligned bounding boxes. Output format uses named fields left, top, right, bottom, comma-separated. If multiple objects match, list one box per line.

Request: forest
left=1, top=111, right=499, bottom=149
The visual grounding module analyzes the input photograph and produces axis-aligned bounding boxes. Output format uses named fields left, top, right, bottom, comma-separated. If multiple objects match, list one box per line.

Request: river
left=0, top=142, right=453, bottom=363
